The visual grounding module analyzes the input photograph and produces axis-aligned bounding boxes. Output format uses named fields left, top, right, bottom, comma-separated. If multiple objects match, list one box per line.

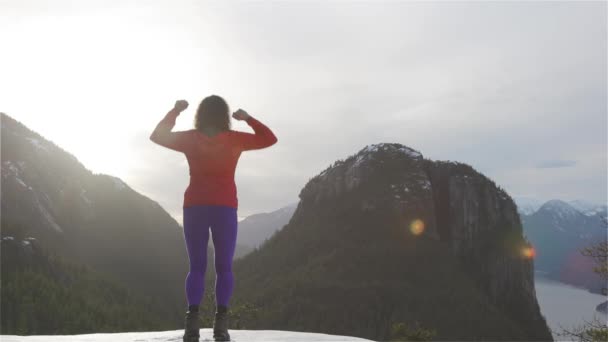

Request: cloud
left=536, top=160, right=578, bottom=169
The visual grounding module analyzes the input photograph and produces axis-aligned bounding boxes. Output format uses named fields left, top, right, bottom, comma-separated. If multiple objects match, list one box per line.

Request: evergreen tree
left=558, top=240, right=608, bottom=342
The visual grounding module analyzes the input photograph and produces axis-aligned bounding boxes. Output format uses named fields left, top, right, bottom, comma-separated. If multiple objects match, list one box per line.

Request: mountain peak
left=313, top=143, right=424, bottom=183
left=302, top=142, right=431, bottom=215
left=1, top=113, right=88, bottom=172
left=534, top=199, right=586, bottom=226
left=539, top=199, right=580, bottom=216
left=356, top=142, right=423, bottom=160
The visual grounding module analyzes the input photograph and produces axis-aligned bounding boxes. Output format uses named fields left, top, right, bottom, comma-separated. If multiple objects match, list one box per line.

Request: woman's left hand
left=232, top=109, right=251, bottom=121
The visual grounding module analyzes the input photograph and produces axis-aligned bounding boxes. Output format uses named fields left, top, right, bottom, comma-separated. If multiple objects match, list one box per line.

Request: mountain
left=1, top=113, right=190, bottom=330
left=568, top=199, right=608, bottom=218
left=230, top=143, right=552, bottom=341
left=0, top=329, right=372, bottom=341
left=237, top=203, right=297, bottom=249
left=514, top=196, right=545, bottom=215
left=513, top=197, right=607, bottom=218
left=521, top=199, right=607, bottom=293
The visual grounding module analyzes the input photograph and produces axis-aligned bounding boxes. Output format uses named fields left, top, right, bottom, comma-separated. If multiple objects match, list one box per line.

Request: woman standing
left=150, top=95, right=277, bottom=342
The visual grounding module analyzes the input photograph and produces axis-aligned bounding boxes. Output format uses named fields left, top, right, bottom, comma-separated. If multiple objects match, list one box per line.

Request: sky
left=1, top=0, right=606, bottom=223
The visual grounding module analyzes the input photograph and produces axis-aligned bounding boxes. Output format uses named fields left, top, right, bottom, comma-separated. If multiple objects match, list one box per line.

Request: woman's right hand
left=173, top=99, right=189, bottom=113
left=232, top=109, right=251, bottom=121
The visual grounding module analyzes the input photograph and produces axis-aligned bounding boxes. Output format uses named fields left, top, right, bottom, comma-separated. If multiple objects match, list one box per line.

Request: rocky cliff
left=423, top=158, right=548, bottom=339
left=269, top=142, right=552, bottom=340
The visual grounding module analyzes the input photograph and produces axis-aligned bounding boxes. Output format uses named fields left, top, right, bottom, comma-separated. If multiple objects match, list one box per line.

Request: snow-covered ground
left=1, top=329, right=374, bottom=342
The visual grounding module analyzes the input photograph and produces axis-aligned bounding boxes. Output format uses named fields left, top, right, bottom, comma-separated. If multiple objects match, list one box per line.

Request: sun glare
left=409, top=219, right=425, bottom=236
left=2, top=8, right=211, bottom=179
left=522, top=246, right=536, bottom=259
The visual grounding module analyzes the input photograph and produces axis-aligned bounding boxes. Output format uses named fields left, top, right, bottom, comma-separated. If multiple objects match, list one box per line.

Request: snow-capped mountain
left=514, top=196, right=607, bottom=218
left=1, top=329, right=372, bottom=342
left=521, top=199, right=607, bottom=293
left=513, top=196, right=546, bottom=215
left=568, top=199, right=608, bottom=218
left=526, top=199, right=606, bottom=236
left=537, top=199, right=591, bottom=229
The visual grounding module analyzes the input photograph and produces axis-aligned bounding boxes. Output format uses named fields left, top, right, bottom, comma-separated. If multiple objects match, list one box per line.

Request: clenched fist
left=232, top=109, right=251, bottom=121
left=173, top=100, right=189, bottom=112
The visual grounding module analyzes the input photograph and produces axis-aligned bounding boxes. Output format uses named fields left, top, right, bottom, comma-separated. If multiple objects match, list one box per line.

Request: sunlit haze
left=1, top=0, right=606, bottom=223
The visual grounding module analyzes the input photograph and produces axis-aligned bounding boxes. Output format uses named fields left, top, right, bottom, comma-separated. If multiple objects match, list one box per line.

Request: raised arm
left=149, top=100, right=192, bottom=153
left=231, top=109, right=278, bottom=151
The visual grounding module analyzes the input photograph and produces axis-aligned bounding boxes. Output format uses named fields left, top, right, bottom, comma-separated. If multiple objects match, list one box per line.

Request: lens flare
left=522, top=246, right=536, bottom=259
left=409, top=219, right=425, bottom=236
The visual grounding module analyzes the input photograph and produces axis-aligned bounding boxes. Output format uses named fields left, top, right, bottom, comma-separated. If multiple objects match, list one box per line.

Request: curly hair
left=194, top=95, right=231, bottom=133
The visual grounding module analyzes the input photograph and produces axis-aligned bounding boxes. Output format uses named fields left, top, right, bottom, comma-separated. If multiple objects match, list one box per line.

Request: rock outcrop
left=286, top=142, right=551, bottom=340
left=423, top=159, right=548, bottom=339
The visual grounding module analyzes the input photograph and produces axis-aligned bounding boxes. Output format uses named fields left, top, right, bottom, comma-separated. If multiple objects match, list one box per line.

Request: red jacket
left=150, top=109, right=277, bottom=208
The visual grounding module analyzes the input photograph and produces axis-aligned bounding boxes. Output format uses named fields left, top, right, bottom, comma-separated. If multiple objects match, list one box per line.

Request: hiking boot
left=213, top=305, right=231, bottom=341
left=183, top=306, right=200, bottom=342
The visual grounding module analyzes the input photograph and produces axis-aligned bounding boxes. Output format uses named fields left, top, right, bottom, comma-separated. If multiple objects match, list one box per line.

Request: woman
left=150, top=95, right=277, bottom=342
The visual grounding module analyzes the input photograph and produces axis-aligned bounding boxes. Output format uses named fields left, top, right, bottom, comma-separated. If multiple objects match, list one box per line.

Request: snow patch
left=349, top=143, right=423, bottom=173
left=362, top=143, right=422, bottom=159
left=517, top=206, right=539, bottom=215
left=396, top=145, right=422, bottom=158
left=80, top=189, right=93, bottom=206
left=31, top=194, right=63, bottom=233
left=0, top=329, right=373, bottom=342
left=514, top=196, right=545, bottom=215
left=26, top=137, right=49, bottom=151
left=352, top=152, right=369, bottom=169
left=39, top=205, right=63, bottom=233
left=15, top=176, right=28, bottom=188
left=111, top=177, right=126, bottom=191
left=419, top=179, right=431, bottom=190
left=362, top=144, right=381, bottom=155
left=569, top=200, right=605, bottom=213
left=2, top=160, right=20, bottom=176
left=2, top=160, right=31, bottom=190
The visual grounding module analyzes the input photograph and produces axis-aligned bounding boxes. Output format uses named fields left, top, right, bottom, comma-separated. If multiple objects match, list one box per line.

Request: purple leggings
left=183, top=205, right=238, bottom=307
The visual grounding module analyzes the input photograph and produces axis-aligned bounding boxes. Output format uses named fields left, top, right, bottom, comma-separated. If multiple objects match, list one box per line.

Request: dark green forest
left=1, top=223, right=177, bottom=335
